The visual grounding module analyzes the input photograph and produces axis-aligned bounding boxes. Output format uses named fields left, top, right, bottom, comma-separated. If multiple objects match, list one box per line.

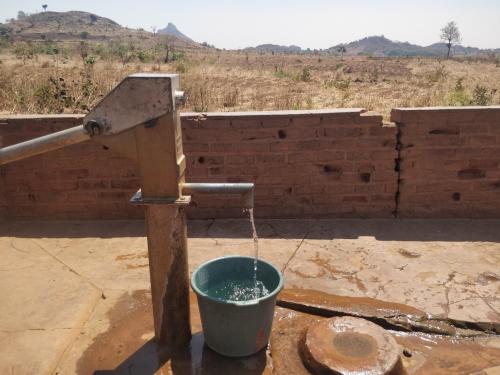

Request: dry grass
left=1, top=49, right=499, bottom=120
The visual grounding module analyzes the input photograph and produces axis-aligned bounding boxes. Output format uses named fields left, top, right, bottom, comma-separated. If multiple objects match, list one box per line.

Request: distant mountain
left=244, top=44, right=303, bottom=53
left=244, top=36, right=498, bottom=57
left=158, top=23, right=193, bottom=43
left=328, top=36, right=428, bottom=56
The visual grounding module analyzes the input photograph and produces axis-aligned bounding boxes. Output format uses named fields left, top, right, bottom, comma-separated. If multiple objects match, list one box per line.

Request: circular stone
left=301, top=317, right=401, bottom=375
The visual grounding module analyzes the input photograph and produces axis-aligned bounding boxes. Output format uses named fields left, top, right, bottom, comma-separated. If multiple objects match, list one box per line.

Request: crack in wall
left=392, top=122, right=403, bottom=218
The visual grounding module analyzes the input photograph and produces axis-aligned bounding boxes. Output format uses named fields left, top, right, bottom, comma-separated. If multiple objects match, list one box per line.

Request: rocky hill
left=3, top=11, right=129, bottom=41
left=158, top=23, right=193, bottom=43
left=1, top=11, right=199, bottom=48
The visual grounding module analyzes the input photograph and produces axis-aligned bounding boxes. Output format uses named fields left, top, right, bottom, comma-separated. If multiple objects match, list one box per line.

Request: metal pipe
left=0, top=125, right=90, bottom=166
left=182, top=182, right=254, bottom=209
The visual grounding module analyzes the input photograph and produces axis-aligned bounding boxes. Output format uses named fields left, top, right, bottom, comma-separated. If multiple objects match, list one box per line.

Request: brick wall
left=4, top=107, right=499, bottom=220
left=0, top=115, right=143, bottom=220
left=0, top=109, right=398, bottom=219
left=392, top=106, right=500, bottom=218
left=183, top=110, right=397, bottom=218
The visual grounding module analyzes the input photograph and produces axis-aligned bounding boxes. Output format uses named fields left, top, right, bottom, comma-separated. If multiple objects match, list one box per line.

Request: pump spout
left=182, top=183, right=254, bottom=209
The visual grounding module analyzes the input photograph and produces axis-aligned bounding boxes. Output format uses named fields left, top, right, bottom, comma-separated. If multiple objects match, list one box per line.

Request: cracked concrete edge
left=21, top=240, right=108, bottom=375
left=280, top=220, right=315, bottom=274
left=50, top=290, right=103, bottom=375
left=30, top=238, right=104, bottom=293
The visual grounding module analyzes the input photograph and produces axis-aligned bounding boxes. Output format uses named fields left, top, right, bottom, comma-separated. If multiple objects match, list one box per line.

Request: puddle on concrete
left=115, top=253, right=149, bottom=261
left=278, top=288, right=424, bottom=319
left=278, top=288, right=500, bottom=336
left=397, top=249, right=422, bottom=258
left=115, top=253, right=149, bottom=270
left=271, top=307, right=500, bottom=375
left=76, top=288, right=500, bottom=374
left=77, top=290, right=272, bottom=375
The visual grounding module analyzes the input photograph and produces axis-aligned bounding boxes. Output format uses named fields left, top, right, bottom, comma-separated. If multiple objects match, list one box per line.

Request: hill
left=244, top=36, right=498, bottom=57
left=1, top=11, right=199, bottom=48
left=329, top=36, right=497, bottom=57
left=158, top=23, right=194, bottom=43
left=4, top=11, right=130, bottom=41
left=244, top=44, right=303, bottom=54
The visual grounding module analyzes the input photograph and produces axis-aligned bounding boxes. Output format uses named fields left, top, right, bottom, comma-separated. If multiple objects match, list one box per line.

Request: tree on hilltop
left=337, top=46, right=346, bottom=60
left=440, top=21, right=461, bottom=59
left=42, top=4, right=48, bottom=12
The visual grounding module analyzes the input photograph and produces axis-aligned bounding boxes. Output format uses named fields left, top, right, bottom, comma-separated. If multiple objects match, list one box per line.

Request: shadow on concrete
left=92, top=333, right=268, bottom=375
left=1, top=218, right=500, bottom=242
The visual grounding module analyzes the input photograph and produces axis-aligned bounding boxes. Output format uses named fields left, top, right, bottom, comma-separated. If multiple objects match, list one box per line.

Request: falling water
left=205, top=208, right=269, bottom=302
left=248, top=208, right=259, bottom=296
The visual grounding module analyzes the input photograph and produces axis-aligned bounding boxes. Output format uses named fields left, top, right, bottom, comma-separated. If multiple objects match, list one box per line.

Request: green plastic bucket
left=191, top=256, right=284, bottom=357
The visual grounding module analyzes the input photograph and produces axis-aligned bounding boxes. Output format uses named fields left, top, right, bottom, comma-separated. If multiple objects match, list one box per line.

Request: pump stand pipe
left=182, top=183, right=254, bottom=209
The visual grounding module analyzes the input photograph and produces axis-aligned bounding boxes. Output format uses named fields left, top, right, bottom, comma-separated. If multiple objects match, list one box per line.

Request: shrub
left=426, top=63, right=447, bottom=83
left=448, top=78, right=470, bottom=106
left=84, top=55, right=96, bottom=66
left=471, top=85, right=496, bottom=106
left=274, top=69, right=289, bottom=79
left=223, top=88, right=239, bottom=108
left=171, top=51, right=185, bottom=61
left=176, top=62, right=188, bottom=73
left=300, top=67, right=312, bottom=82
left=136, top=50, right=149, bottom=63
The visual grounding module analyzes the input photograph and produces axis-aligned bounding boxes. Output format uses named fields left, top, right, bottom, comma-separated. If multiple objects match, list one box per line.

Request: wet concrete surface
left=65, top=287, right=500, bottom=375
left=278, top=289, right=499, bottom=335
left=0, top=218, right=499, bottom=374
left=73, top=290, right=272, bottom=375
left=271, top=307, right=500, bottom=375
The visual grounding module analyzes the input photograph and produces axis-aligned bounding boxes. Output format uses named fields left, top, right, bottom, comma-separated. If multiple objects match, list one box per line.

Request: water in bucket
left=204, top=208, right=270, bottom=302
left=206, top=279, right=269, bottom=302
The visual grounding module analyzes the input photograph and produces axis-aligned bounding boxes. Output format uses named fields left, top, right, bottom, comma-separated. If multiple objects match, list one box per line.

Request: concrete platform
left=0, top=219, right=499, bottom=374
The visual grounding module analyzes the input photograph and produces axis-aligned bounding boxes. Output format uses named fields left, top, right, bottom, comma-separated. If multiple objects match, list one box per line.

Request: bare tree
left=337, top=46, right=346, bottom=60
left=163, top=35, right=176, bottom=63
left=440, top=21, right=461, bottom=59
left=151, top=26, right=157, bottom=36
left=42, top=4, right=48, bottom=11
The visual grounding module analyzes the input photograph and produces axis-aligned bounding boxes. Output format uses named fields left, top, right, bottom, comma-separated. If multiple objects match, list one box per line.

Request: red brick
left=110, top=179, right=138, bottom=189
left=210, top=143, right=233, bottom=152
left=316, top=151, right=346, bottom=162
left=256, top=154, right=285, bottom=164
left=78, top=180, right=109, bottom=190
left=183, top=142, right=210, bottom=152
left=225, top=155, right=254, bottom=164
left=287, top=153, right=316, bottom=163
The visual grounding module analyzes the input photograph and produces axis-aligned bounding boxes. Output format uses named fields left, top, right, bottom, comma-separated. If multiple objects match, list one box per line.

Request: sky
left=1, top=0, right=500, bottom=50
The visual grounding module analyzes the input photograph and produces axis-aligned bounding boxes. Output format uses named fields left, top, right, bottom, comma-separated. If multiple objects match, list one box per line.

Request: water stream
left=204, top=208, right=270, bottom=302
left=248, top=208, right=259, bottom=294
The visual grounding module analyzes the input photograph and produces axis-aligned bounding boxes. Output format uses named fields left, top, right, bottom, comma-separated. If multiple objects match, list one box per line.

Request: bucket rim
left=190, top=255, right=284, bottom=306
